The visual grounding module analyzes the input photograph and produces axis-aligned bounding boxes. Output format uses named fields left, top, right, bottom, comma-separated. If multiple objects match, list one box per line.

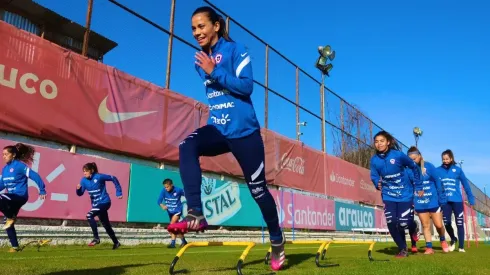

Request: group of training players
left=0, top=5, right=476, bottom=273
left=371, top=132, right=474, bottom=257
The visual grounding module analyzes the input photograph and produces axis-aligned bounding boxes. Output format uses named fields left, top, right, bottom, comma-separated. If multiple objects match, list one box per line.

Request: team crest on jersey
left=9, top=168, right=13, bottom=172
left=452, top=169, right=456, bottom=172
left=390, top=159, right=396, bottom=164
left=215, top=53, right=223, bottom=64
left=94, top=179, right=98, bottom=183
left=173, top=192, right=177, bottom=196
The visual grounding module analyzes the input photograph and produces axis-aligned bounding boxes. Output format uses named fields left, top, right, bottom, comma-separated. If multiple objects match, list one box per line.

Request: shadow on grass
left=204, top=252, right=332, bottom=274
left=35, top=245, right=174, bottom=253
left=376, top=244, right=445, bottom=257
left=376, top=246, right=399, bottom=256
left=42, top=263, right=167, bottom=275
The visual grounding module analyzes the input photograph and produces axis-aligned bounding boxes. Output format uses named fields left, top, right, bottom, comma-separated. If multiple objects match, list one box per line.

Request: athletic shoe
left=270, top=231, right=286, bottom=271
left=167, top=209, right=208, bottom=234
left=424, top=248, right=434, bottom=255
left=449, top=238, right=457, bottom=252
left=395, top=249, right=409, bottom=258
left=458, top=248, right=466, bottom=253
left=441, top=241, right=449, bottom=253
left=112, top=242, right=121, bottom=250
left=88, top=239, right=100, bottom=247
left=8, top=247, right=20, bottom=253
left=411, top=246, right=418, bottom=253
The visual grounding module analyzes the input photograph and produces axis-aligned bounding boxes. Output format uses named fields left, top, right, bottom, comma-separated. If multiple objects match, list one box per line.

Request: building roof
left=0, top=0, right=118, bottom=56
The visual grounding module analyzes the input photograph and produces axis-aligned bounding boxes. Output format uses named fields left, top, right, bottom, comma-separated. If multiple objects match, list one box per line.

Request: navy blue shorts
left=416, top=206, right=441, bottom=213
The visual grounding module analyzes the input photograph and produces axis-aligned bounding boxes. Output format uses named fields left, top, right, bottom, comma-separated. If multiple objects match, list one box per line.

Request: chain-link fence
left=23, top=0, right=488, bottom=215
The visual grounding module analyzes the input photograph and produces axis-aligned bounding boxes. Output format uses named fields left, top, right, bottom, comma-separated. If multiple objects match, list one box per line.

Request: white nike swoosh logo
left=98, top=96, right=158, bottom=124
left=241, top=52, right=247, bottom=57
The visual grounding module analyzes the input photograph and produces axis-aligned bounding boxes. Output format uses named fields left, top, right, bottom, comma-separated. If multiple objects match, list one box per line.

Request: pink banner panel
left=270, top=189, right=335, bottom=230
left=0, top=139, right=130, bottom=222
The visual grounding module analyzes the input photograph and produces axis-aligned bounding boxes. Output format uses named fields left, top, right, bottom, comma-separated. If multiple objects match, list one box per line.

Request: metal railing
left=71, top=0, right=489, bottom=216
left=98, top=0, right=407, bottom=161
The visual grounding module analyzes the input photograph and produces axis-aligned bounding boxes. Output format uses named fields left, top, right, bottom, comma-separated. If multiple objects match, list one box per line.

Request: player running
left=157, top=178, right=187, bottom=248
left=437, top=149, right=475, bottom=252
left=1, top=143, right=46, bottom=252
left=370, top=131, right=422, bottom=258
left=407, top=146, right=449, bottom=254
left=77, top=162, right=122, bottom=250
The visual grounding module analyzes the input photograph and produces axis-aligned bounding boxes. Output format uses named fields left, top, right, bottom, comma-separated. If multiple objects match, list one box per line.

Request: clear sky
left=35, top=0, right=490, bottom=195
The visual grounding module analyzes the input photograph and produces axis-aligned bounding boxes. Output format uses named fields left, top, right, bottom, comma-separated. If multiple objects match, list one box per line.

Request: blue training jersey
left=0, top=159, right=46, bottom=199
left=407, top=161, right=447, bottom=210
left=370, top=149, right=422, bottom=202
left=437, top=164, right=475, bottom=205
left=76, top=173, right=123, bottom=207
left=157, top=186, right=184, bottom=215
left=196, top=37, right=260, bottom=139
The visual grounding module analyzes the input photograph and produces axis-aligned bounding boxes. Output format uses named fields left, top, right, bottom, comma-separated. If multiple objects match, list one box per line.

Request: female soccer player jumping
left=370, top=131, right=422, bottom=258
left=1, top=143, right=46, bottom=252
left=77, top=162, right=122, bottom=250
left=407, top=146, right=449, bottom=254
left=167, top=6, right=286, bottom=271
left=437, top=149, right=475, bottom=252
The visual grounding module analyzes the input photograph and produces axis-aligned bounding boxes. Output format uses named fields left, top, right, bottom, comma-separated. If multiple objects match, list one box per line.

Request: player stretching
left=437, top=149, right=475, bottom=252
left=157, top=178, right=187, bottom=248
left=407, top=146, right=449, bottom=254
left=77, top=162, right=122, bottom=250
left=167, top=6, right=286, bottom=271
left=370, top=131, right=422, bottom=258
left=1, top=143, right=46, bottom=252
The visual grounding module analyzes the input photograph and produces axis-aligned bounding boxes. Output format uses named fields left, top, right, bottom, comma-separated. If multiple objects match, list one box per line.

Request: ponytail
left=3, top=143, right=35, bottom=164
left=83, top=162, right=99, bottom=174
left=217, top=16, right=232, bottom=41
left=408, top=146, right=425, bottom=175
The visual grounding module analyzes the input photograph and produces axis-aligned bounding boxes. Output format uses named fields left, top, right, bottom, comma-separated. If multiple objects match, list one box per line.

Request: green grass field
left=1, top=241, right=489, bottom=275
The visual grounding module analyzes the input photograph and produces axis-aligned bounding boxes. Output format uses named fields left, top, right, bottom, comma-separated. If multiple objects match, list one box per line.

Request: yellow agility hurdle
left=20, top=239, right=52, bottom=252
left=321, top=240, right=389, bottom=263
left=264, top=240, right=339, bottom=268
left=169, top=241, right=256, bottom=275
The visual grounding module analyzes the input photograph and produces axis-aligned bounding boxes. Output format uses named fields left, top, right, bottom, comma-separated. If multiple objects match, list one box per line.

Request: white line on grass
left=7, top=244, right=362, bottom=261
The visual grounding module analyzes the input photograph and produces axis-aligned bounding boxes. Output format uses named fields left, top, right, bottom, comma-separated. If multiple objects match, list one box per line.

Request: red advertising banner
left=325, top=154, right=360, bottom=201
left=274, top=133, right=325, bottom=194
left=270, top=189, right=336, bottom=231
left=374, top=208, right=388, bottom=230
left=0, top=21, right=386, bottom=207
left=0, top=138, right=130, bottom=222
left=357, top=167, right=383, bottom=206
left=0, top=22, right=201, bottom=164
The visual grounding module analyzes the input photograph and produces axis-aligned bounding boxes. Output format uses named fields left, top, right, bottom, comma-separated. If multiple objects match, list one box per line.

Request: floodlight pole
left=315, top=45, right=334, bottom=153
left=320, top=73, right=326, bottom=153
left=413, top=127, right=422, bottom=147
